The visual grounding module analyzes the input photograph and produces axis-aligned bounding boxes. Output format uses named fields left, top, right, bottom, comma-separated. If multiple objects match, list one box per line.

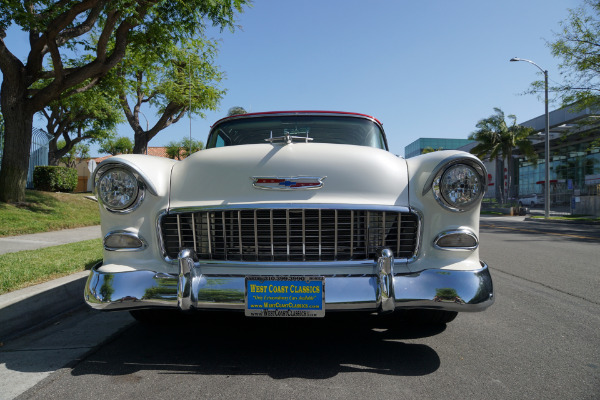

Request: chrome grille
left=160, top=209, right=418, bottom=262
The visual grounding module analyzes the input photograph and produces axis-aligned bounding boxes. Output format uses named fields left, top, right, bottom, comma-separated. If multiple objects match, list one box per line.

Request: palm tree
left=469, top=108, right=537, bottom=203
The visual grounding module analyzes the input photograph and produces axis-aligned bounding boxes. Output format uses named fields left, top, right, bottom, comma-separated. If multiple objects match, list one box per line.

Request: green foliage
left=421, top=146, right=443, bottom=154
left=115, top=36, right=227, bottom=153
left=0, top=239, right=102, bottom=295
left=0, top=0, right=249, bottom=202
left=57, top=140, right=90, bottom=168
left=530, top=0, right=600, bottom=108
left=228, top=106, right=248, bottom=116
left=99, top=136, right=134, bottom=155
left=42, top=76, right=125, bottom=165
left=33, top=166, right=78, bottom=192
left=166, top=137, right=204, bottom=160
left=0, top=191, right=100, bottom=237
left=469, top=108, right=537, bottom=163
left=469, top=108, right=537, bottom=202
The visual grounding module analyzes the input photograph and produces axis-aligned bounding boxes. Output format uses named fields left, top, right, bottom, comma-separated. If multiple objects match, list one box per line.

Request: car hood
left=169, top=143, right=409, bottom=209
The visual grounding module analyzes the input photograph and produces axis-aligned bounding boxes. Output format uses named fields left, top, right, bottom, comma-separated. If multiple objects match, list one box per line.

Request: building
left=404, top=138, right=473, bottom=158
left=403, top=104, right=600, bottom=215
left=516, top=104, right=600, bottom=214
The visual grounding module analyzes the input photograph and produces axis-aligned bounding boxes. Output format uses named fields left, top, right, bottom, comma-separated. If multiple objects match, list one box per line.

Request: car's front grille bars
left=161, top=209, right=419, bottom=262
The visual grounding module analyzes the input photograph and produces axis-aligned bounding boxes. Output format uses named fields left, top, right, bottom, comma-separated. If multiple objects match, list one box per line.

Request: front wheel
left=397, top=309, right=458, bottom=325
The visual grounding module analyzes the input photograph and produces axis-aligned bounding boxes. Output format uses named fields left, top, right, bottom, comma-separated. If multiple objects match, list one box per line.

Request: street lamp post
left=510, top=57, right=551, bottom=219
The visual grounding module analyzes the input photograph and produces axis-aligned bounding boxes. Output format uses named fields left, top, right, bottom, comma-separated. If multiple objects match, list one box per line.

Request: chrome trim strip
left=85, top=261, right=493, bottom=313
left=178, top=249, right=198, bottom=311
left=254, top=210, right=259, bottom=258
left=376, top=248, right=395, bottom=313
left=93, top=159, right=158, bottom=196
left=407, top=207, right=424, bottom=264
left=176, top=214, right=182, bottom=249
left=103, top=230, right=147, bottom=252
left=334, top=209, right=338, bottom=260
left=251, top=176, right=326, bottom=190
left=433, top=229, right=479, bottom=251
left=191, top=214, right=197, bottom=253
left=421, top=155, right=487, bottom=213
left=94, top=163, right=146, bottom=214
left=169, top=204, right=413, bottom=214
left=350, top=210, right=354, bottom=259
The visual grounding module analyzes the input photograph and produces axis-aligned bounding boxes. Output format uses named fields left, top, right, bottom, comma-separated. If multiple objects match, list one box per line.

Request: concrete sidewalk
left=0, top=225, right=102, bottom=341
left=0, top=225, right=102, bottom=255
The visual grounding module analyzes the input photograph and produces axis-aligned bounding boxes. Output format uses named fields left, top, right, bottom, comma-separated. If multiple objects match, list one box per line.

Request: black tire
left=398, top=309, right=458, bottom=325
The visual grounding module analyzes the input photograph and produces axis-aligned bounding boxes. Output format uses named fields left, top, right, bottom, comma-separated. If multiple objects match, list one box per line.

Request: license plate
left=245, top=276, right=325, bottom=317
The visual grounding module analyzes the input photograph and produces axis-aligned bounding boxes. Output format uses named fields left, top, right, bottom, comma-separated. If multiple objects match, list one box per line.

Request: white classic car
left=85, top=111, right=494, bottom=324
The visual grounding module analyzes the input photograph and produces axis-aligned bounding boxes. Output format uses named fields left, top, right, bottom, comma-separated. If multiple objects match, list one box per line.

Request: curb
left=524, top=217, right=600, bottom=225
left=0, top=271, right=89, bottom=341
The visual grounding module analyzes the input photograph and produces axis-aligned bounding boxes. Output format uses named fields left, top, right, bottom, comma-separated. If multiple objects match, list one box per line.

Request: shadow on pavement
left=69, top=312, right=444, bottom=380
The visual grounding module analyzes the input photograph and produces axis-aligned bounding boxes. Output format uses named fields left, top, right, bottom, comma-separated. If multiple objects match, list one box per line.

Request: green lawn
left=0, top=239, right=102, bottom=295
left=0, top=190, right=100, bottom=237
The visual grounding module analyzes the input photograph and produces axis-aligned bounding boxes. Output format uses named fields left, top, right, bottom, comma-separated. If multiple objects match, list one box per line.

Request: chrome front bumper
left=85, top=250, right=494, bottom=313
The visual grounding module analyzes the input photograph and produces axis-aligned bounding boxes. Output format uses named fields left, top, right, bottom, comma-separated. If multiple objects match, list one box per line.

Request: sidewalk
left=0, top=225, right=102, bottom=340
left=0, top=225, right=102, bottom=255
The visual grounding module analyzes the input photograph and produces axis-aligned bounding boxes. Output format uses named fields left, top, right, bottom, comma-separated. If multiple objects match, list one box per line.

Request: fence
left=0, top=128, right=53, bottom=189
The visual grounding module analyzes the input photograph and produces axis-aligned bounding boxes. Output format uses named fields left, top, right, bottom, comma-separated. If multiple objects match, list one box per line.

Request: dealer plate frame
left=245, top=276, right=325, bottom=318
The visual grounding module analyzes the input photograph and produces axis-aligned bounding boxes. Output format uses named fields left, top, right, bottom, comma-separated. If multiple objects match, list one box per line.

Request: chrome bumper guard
left=85, top=249, right=494, bottom=313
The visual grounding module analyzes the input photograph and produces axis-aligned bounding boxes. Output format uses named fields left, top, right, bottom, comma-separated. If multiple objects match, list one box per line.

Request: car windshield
left=206, top=115, right=387, bottom=150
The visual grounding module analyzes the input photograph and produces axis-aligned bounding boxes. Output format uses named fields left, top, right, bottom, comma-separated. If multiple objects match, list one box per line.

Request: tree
left=42, top=80, right=124, bottom=165
left=99, top=136, right=133, bottom=156
left=0, top=0, right=248, bottom=203
left=227, top=106, right=247, bottom=116
left=469, top=108, right=537, bottom=202
left=421, top=146, right=443, bottom=154
left=165, top=137, right=203, bottom=160
left=58, top=140, right=90, bottom=168
left=116, top=37, right=225, bottom=154
left=530, top=0, right=600, bottom=108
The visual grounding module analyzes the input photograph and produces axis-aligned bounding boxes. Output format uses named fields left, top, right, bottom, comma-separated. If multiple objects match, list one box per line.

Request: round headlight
left=97, top=168, right=140, bottom=211
left=434, top=164, right=483, bottom=211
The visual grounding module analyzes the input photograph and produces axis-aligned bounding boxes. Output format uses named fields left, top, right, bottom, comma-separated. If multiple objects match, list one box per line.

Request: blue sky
left=2, top=0, right=582, bottom=156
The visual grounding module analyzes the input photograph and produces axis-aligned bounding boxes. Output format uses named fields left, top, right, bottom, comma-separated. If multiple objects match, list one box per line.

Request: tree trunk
left=133, top=129, right=148, bottom=154
left=0, top=74, right=34, bottom=203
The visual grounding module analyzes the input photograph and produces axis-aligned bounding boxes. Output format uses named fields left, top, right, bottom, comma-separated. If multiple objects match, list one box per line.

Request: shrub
left=33, top=166, right=78, bottom=192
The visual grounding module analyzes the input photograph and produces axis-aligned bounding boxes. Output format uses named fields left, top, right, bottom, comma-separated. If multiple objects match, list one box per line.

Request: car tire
left=398, top=309, right=458, bottom=325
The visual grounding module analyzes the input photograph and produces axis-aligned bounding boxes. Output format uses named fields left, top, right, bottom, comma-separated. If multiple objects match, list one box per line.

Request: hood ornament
left=252, top=176, right=326, bottom=190
left=264, top=130, right=314, bottom=145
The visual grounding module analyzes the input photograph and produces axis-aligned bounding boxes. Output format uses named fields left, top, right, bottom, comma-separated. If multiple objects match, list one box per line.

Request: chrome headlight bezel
left=94, top=164, right=145, bottom=213
left=424, top=156, right=487, bottom=213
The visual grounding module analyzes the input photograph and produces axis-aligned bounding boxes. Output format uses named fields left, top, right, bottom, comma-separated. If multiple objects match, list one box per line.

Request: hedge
left=33, top=166, right=78, bottom=192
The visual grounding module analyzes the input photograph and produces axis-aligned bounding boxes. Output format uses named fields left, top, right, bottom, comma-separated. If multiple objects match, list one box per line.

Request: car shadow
left=70, top=312, right=444, bottom=379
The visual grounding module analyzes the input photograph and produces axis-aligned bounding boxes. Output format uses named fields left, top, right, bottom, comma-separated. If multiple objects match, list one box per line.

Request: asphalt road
left=6, top=217, right=600, bottom=400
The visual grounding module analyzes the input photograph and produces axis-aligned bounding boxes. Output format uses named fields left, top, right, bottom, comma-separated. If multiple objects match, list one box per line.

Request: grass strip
left=0, top=239, right=102, bottom=295
left=0, top=190, right=100, bottom=237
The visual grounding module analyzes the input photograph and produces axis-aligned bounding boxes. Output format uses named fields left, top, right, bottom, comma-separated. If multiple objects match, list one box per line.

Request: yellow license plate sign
left=245, top=276, right=325, bottom=317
